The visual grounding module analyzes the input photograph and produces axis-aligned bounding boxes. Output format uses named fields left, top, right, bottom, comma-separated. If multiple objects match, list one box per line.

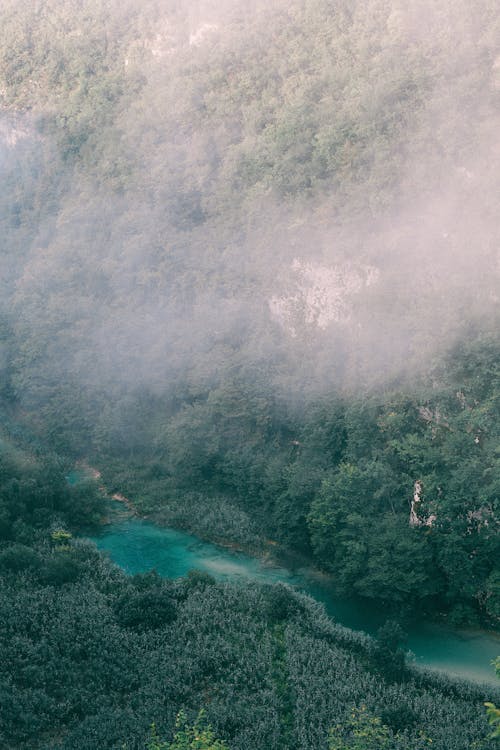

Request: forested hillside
left=0, top=1, right=499, bottom=746
left=0, top=0, right=498, bottom=627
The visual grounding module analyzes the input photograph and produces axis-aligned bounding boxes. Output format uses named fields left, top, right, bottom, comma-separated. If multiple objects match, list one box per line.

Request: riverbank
left=88, top=510, right=500, bottom=686
left=74, top=458, right=500, bottom=676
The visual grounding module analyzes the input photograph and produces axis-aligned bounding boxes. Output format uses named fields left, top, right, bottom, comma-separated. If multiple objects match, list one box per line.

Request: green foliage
left=371, top=620, right=407, bottom=681
left=0, top=543, right=39, bottom=573
left=484, top=658, right=500, bottom=740
left=484, top=703, right=500, bottom=739
left=165, top=711, right=229, bottom=750
left=262, top=583, right=303, bottom=625
left=0, top=465, right=496, bottom=750
left=0, top=436, right=496, bottom=750
left=484, top=573, right=500, bottom=622
left=51, top=528, right=73, bottom=545
left=0, top=2, right=499, bottom=747
left=0, top=0, right=498, bottom=627
left=0, top=434, right=102, bottom=544
left=146, top=722, right=169, bottom=750
left=114, top=587, right=177, bottom=630
left=328, top=706, right=392, bottom=750
left=39, top=550, right=82, bottom=586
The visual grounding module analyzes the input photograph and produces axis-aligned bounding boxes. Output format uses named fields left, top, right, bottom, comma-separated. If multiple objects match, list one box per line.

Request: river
left=89, top=508, right=500, bottom=686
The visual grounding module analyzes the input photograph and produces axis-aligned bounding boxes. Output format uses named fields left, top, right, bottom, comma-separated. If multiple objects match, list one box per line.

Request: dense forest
left=0, top=430, right=499, bottom=749
left=0, top=0, right=499, bottom=747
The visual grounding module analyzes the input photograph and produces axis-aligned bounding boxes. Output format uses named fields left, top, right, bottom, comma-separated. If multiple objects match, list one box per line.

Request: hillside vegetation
left=0, top=3, right=499, bottom=746
left=0, top=0, right=499, bottom=625
left=0, top=432, right=498, bottom=749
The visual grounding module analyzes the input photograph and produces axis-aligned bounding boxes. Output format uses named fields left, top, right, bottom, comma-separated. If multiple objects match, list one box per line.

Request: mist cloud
left=1, top=0, right=498, bottom=406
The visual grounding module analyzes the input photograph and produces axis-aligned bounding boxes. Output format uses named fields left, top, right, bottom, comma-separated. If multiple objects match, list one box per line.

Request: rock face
left=409, top=480, right=436, bottom=527
left=269, top=258, right=379, bottom=336
left=409, top=480, right=423, bottom=527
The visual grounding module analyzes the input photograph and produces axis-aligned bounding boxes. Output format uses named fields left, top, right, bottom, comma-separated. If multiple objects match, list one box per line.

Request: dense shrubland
left=0, top=437, right=498, bottom=750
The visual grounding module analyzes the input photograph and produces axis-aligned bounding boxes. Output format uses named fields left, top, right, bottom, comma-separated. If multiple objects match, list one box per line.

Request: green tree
left=485, top=703, right=500, bottom=740
left=484, top=658, right=500, bottom=740
left=146, top=723, right=168, bottom=750
left=371, top=620, right=407, bottom=680
left=147, top=711, right=229, bottom=750
left=328, top=706, right=392, bottom=750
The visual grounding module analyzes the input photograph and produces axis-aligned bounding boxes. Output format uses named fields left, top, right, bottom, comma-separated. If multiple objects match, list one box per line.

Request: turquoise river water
left=89, top=510, right=500, bottom=687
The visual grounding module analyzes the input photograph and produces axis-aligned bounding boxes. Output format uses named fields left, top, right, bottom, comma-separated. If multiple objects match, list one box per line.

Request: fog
left=1, top=0, right=499, bottom=407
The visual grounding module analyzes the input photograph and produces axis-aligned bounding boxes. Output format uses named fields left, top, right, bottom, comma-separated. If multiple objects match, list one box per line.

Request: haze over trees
left=0, top=0, right=499, bottom=747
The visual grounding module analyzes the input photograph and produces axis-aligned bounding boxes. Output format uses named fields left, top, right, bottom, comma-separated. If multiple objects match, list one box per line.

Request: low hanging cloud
left=0, top=0, right=499, bottom=405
